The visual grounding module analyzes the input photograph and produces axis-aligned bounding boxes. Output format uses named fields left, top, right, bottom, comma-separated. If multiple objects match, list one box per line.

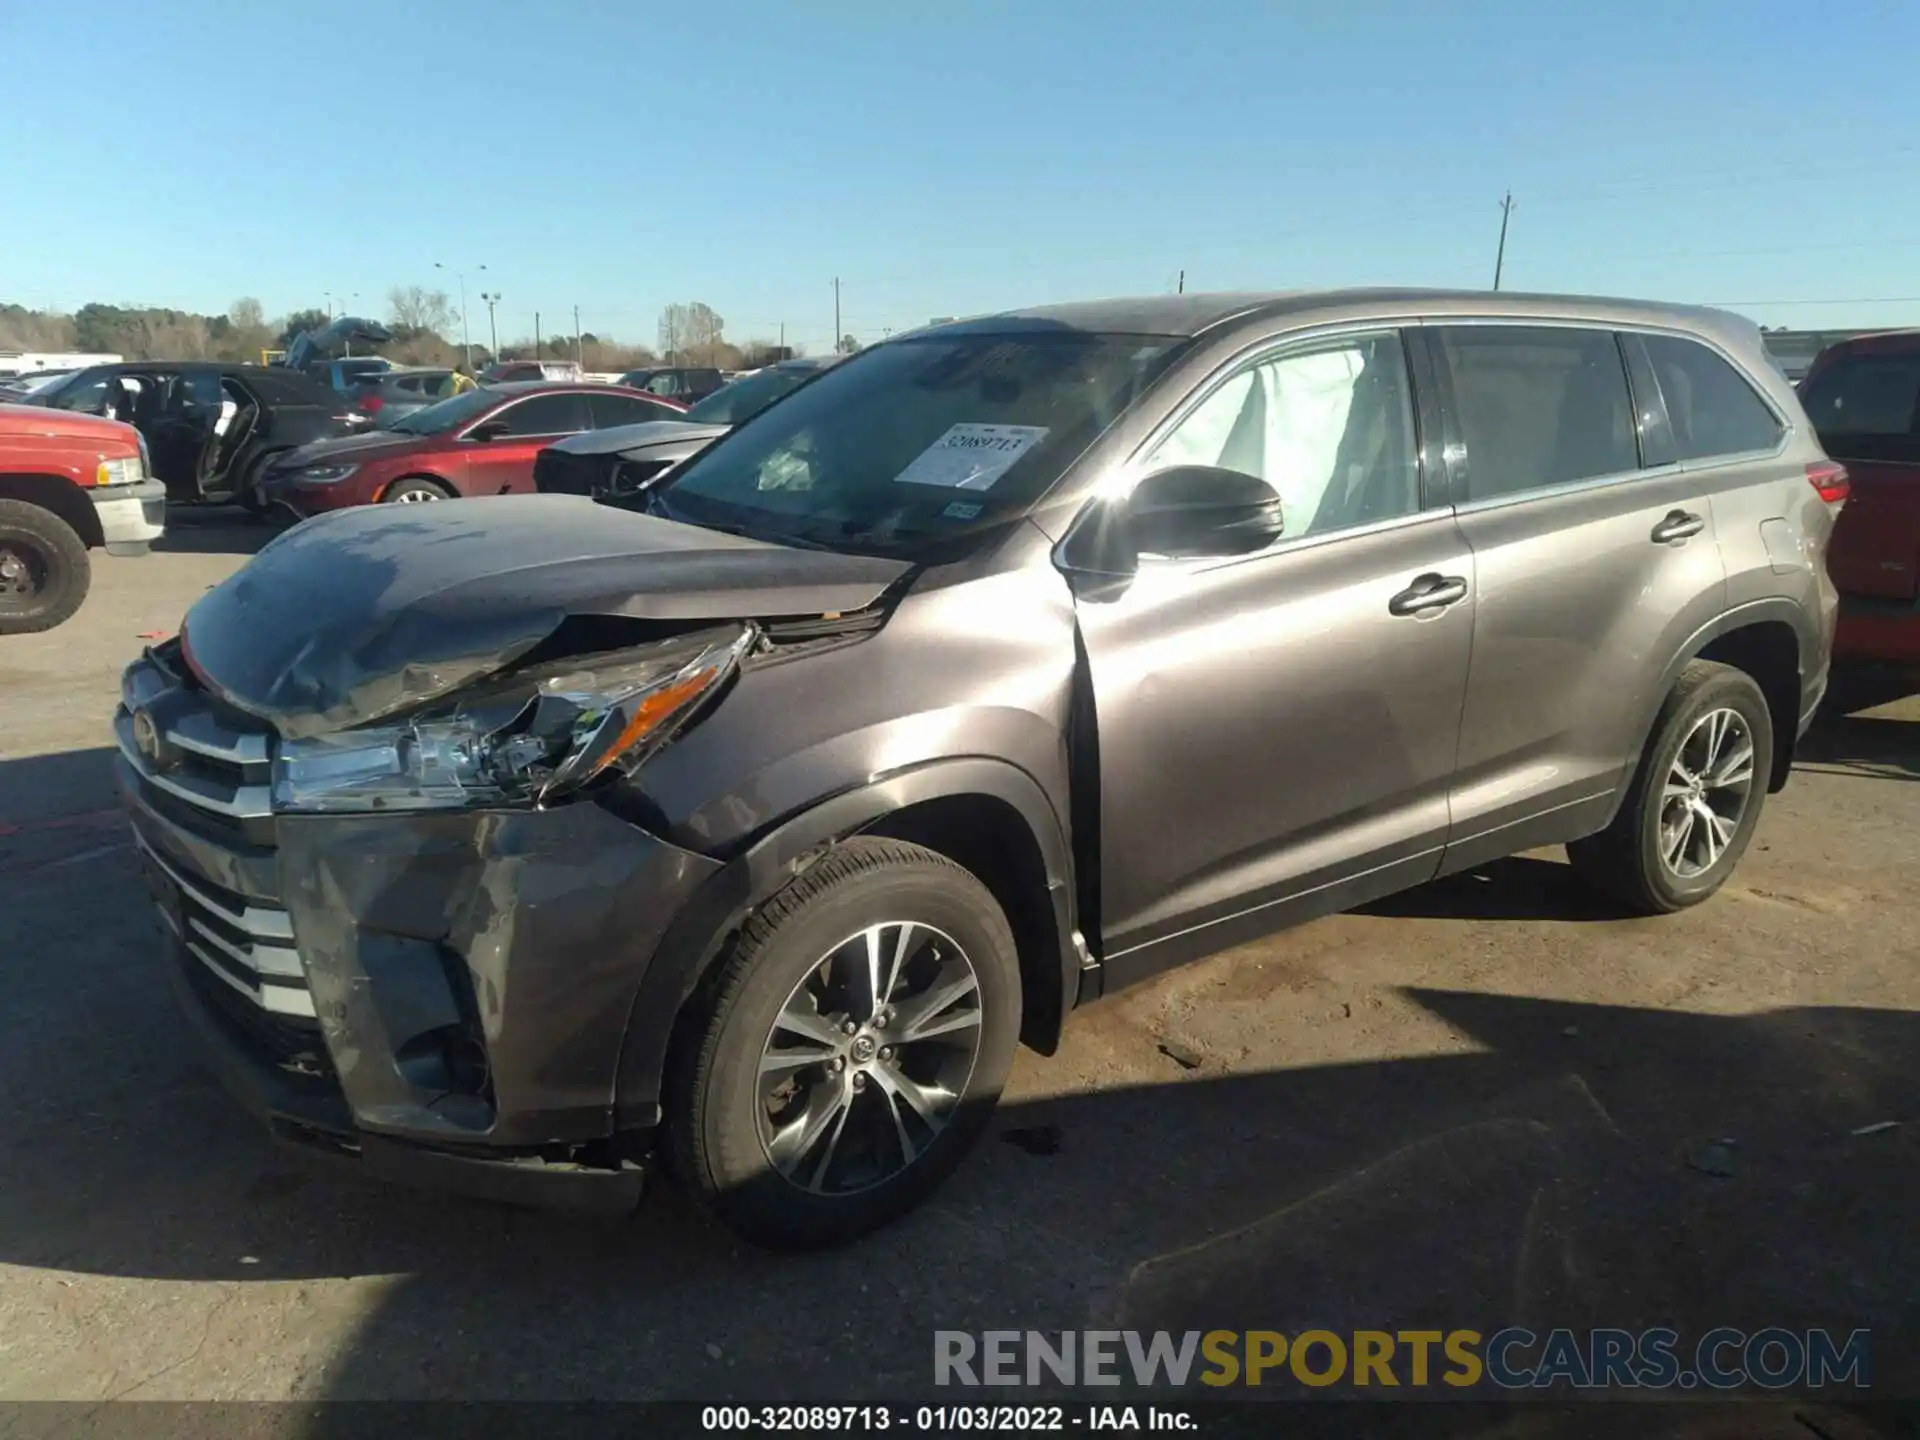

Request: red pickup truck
left=1800, top=331, right=1920, bottom=664
left=0, top=402, right=166, bottom=633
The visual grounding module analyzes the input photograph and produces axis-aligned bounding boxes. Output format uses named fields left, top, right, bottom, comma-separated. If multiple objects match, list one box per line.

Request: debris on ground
left=1157, top=1037, right=1204, bottom=1070
left=1849, top=1120, right=1901, bottom=1138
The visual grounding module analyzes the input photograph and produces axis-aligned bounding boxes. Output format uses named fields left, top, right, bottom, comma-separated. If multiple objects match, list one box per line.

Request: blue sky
left=4, top=0, right=1918, bottom=353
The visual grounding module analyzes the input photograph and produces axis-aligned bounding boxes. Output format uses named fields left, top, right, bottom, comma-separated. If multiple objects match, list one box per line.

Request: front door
left=461, top=391, right=590, bottom=495
left=1429, top=323, right=1729, bottom=872
left=1073, top=328, right=1475, bottom=986
left=147, top=370, right=221, bottom=500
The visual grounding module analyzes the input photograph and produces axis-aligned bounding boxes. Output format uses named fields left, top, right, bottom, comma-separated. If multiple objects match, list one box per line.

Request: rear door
left=462, top=391, right=590, bottom=494
left=1800, top=349, right=1920, bottom=600
left=148, top=370, right=220, bottom=499
left=1432, top=323, right=1729, bottom=872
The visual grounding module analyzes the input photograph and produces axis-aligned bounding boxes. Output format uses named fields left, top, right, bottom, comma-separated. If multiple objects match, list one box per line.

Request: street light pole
left=436, top=261, right=486, bottom=369
left=480, top=293, right=501, bottom=358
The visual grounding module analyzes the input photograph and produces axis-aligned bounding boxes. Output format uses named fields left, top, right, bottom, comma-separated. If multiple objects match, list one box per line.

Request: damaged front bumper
left=116, top=658, right=721, bottom=1210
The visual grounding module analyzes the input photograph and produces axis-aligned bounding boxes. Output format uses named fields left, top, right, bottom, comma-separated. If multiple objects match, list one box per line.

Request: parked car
left=1, top=402, right=164, bottom=632
left=534, top=355, right=839, bottom=499
left=278, top=316, right=392, bottom=376
left=0, top=369, right=74, bottom=399
left=115, top=289, right=1839, bottom=1249
left=617, top=365, right=726, bottom=403
left=482, top=360, right=583, bottom=384
left=26, top=362, right=370, bottom=509
left=1798, top=331, right=1919, bottom=662
left=258, top=382, right=682, bottom=515
left=348, top=367, right=455, bottom=428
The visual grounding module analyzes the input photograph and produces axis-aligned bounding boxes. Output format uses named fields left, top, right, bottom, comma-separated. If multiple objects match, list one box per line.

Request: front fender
left=610, top=756, right=1078, bottom=1130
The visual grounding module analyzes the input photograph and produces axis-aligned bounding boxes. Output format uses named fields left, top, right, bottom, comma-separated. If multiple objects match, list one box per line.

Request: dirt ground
left=0, top=514, right=1913, bottom=1417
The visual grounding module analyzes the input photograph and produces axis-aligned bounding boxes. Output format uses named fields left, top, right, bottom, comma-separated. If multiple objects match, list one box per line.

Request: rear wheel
left=667, top=838, right=1022, bottom=1250
left=1568, top=661, right=1774, bottom=913
left=0, top=500, right=91, bottom=635
left=381, top=476, right=453, bottom=504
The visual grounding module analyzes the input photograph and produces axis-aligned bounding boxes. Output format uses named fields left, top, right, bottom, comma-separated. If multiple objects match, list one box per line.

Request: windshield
left=652, top=331, right=1180, bottom=554
left=684, top=366, right=820, bottom=426
left=388, top=386, right=500, bottom=435
left=37, top=367, right=112, bottom=411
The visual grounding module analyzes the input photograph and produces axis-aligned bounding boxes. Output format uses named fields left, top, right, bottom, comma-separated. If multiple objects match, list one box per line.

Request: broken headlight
left=270, top=624, right=753, bottom=813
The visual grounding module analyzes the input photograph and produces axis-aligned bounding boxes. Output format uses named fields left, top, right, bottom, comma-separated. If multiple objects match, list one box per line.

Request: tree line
left=1, top=290, right=806, bottom=374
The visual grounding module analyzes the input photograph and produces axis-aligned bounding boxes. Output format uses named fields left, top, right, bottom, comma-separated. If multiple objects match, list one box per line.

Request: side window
left=646, top=373, right=683, bottom=397
left=590, top=392, right=678, bottom=428
left=1641, top=334, right=1784, bottom=460
left=1437, top=326, right=1637, bottom=501
left=490, top=393, right=587, bottom=436
left=1144, top=330, right=1420, bottom=537
left=1801, top=355, right=1920, bottom=440
left=51, top=372, right=111, bottom=414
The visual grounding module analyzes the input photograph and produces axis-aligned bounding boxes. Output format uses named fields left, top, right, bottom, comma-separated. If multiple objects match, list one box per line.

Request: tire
left=1568, top=661, right=1774, bottom=914
left=0, top=499, right=91, bottom=635
left=381, top=476, right=453, bottom=504
left=666, top=837, right=1022, bottom=1250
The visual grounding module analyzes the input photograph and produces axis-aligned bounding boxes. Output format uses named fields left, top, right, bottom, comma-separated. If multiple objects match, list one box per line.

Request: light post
left=480, top=292, right=502, bottom=360
left=436, top=261, right=486, bottom=369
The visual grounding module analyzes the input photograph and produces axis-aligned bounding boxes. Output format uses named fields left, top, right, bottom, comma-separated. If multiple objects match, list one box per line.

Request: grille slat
left=122, top=653, right=321, bottom=1055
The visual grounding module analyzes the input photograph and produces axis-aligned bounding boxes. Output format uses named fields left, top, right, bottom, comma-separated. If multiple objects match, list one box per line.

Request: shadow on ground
left=1796, top=665, right=1920, bottom=783
left=0, top=702, right=1912, bottom=1429
left=151, top=509, right=285, bottom=557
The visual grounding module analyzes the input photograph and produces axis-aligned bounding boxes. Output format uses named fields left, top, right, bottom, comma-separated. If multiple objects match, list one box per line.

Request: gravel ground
left=0, top=515, right=1913, bottom=1416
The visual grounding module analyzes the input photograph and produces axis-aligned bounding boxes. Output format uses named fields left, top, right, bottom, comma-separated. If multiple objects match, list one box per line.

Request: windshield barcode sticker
left=894, top=423, right=1048, bottom=490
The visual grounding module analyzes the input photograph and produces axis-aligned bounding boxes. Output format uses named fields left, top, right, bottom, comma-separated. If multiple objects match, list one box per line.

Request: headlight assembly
left=298, top=463, right=360, bottom=483
left=271, top=624, right=754, bottom=813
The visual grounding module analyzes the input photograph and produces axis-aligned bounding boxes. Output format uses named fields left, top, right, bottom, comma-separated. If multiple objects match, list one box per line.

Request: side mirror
left=1126, top=464, right=1285, bottom=559
left=466, top=419, right=508, bottom=442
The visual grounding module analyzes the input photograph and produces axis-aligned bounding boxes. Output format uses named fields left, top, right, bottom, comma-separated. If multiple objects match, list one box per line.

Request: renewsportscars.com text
left=934, top=1328, right=1871, bottom=1391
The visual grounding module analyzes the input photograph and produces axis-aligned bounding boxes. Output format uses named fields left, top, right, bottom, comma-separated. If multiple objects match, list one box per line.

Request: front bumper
left=90, top=478, right=167, bottom=555
left=116, top=678, right=723, bottom=1207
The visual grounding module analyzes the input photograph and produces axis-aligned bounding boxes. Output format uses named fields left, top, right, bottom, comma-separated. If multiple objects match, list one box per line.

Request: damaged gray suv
left=116, top=290, right=1843, bottom=1248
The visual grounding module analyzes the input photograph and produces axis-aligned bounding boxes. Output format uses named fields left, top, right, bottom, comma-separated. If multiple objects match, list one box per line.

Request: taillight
left=359, top=394, right=384, bottom=413
left=1807, top=461, right=1850, bottom=504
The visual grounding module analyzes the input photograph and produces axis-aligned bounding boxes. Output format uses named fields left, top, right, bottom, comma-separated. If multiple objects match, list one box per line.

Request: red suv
left=1799, top=332, right=1920, bottom=663
left=258, top=383, right=685, bottom=517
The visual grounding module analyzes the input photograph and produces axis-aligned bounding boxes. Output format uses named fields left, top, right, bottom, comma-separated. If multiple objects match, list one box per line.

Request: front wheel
left=1568, top=660, right=1774, bottom=913
left=381, top=476, right=453, bottom=504
left=0, top=499, right=91, bottom=635
left=666, top=838, right=1022, bottom=1250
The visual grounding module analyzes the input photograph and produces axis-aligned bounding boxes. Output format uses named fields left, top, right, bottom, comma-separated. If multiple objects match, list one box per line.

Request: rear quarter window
left=1641, top=334, right=1784, bottom=461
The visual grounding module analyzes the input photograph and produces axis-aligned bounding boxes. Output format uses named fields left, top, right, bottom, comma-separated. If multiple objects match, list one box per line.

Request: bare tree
left=657, top=301, right=725, bottom=364
left=387, top=285, right=457, bottom=340
left=228, top=297, right=265, bottom=331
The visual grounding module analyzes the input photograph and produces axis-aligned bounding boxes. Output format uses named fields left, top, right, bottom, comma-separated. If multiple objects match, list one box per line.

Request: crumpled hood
left=182, top=494, right=912, bottom=737
left=548, top=418, right=730, bottom=458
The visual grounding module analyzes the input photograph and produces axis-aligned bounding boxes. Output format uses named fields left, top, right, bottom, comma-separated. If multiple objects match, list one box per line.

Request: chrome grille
left=118, top=649, right=313, bottom=1023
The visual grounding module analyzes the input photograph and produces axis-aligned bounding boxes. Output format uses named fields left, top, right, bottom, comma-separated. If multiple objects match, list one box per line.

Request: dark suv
left=116, top=289, right=1841, bottom=1249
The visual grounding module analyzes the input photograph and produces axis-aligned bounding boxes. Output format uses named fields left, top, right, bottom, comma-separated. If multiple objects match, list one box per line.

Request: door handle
left=1388, top=573, right=1470, bottom=616
left=1652, top=510, right=1706, bottom=543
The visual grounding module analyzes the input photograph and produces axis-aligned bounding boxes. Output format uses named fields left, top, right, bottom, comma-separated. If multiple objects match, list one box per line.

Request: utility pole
left=779, top=321, right=785, bottom=358
left=833, top=277, right=841, bottom=354
left=574, top=305, right=583, bottom=367
left=534, top=311, right=542, bottom=358
left=436, top=261, right=485, bottom=369
left=480, top=292, right=501, bottom=358
left=1493, top=191, right=1516, bottom=291
left=1177, top=270, right=1185, bottom=295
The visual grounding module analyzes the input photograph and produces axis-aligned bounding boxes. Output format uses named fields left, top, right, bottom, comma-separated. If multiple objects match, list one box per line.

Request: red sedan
left=258, top=382, right=685, bottom=516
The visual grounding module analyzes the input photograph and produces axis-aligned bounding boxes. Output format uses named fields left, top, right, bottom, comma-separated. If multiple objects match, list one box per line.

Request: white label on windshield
left=893, top=423, right=1049, bottom=490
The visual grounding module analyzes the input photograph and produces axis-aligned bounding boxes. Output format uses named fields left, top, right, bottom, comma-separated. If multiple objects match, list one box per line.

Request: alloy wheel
left=1658, top=707, right=1755, bottom=879
left=756, top=920, right=983, bottom=1195
left=0, top=543, right=46, bottom=612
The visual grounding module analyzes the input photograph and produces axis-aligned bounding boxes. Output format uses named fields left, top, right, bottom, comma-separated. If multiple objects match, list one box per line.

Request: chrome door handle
left=1652, top=510, right=1706, bottom=543
left=1388, top=573, right=1469, bottom=616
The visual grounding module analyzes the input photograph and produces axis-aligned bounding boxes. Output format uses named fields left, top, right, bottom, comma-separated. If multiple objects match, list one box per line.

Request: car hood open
left=181, top=494, right=912, bottom=737
left=548, top=418, right=730, bottom=457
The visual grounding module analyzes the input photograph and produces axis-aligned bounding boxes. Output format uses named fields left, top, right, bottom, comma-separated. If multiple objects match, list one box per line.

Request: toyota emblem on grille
left=130, top=708, right=175, bottom=771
